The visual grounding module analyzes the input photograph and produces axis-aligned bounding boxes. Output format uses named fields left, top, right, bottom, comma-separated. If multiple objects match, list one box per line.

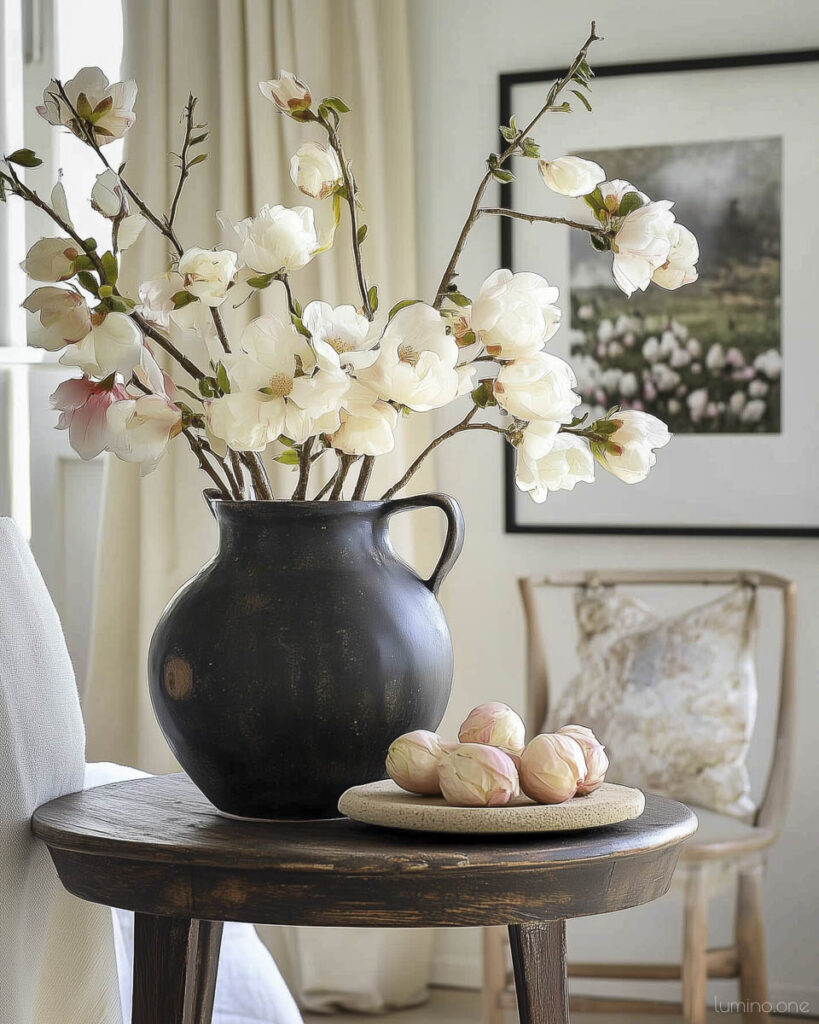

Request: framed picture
left=500, top=50, right=819, bottom=536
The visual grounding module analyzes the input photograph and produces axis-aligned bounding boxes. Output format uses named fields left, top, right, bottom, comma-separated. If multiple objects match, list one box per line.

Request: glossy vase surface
left=148, top=493, right=464, bottom=818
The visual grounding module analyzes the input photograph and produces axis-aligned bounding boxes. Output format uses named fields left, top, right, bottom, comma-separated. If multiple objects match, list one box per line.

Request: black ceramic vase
left=148, top=492, right=464, bottom=819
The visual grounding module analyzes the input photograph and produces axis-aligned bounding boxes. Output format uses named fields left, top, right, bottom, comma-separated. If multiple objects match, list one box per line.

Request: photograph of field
left=569, top=137, right=782, bottom=434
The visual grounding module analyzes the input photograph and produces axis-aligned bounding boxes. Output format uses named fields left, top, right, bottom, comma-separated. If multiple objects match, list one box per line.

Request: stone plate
left=338, top=779, right=645, bottom=834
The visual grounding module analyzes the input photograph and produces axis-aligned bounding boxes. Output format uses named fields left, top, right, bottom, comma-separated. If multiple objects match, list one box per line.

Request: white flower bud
left=458, top=701, right=525, bottom=755
left=259, top=71, right=312, bottom=118
left=519, top=733, right=586, bottom=804
left=557, top=724, right=608, bottom=795
left=437, top=744, right=520, bottom=807
left=289, top=141, right=342, bottom=200
left=386, top=730, right=452, bottom=795
left=177, top=247, right=238, bottom=307
left=538, top=155, right=605, bottom=197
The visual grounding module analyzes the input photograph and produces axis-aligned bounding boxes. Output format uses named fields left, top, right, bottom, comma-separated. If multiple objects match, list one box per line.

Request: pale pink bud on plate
left=519, top=733, right=586, bottom=804
left=386, top=730, right=452, bottom=795
left=557, top=724, right=609, bottom=795
left=437, top=743, right=520, bottom=807
left=458, top=701, right=525, bottom=755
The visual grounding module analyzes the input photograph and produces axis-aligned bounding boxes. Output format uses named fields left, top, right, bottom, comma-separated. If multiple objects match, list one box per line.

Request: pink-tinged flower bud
left=519, top=733, right=586, bottom=804
left=557, top=724, right=609, bottom=795
left=386, top=730, right=453, bottom=795
left=437, top=744, right=520, bottom=807
left=458, top=701, right=525, bottom=755
left=259, top=71, right=312, bottom=120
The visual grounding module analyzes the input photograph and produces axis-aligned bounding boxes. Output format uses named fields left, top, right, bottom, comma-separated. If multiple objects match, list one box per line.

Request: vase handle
left=380, top=493, right=465, bottom=595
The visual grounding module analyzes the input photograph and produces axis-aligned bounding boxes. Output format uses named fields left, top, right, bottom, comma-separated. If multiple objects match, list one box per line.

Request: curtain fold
left=84, top=0, right=437, bottom=1011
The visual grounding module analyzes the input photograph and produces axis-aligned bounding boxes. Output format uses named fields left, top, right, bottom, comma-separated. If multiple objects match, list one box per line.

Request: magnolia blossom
left=358, top=303, right=460, bottom=411
left=59, top=311, right=144, bottom=379
left=178, top=247, right=238, bottom=306
left=259, top=71, right=311, bottom=117
left=91, top=169, right=127, bottom=218
left=22, top=287, right=91, bottom=350
left=611, top=201, right=676, bottom=296
left=598, top=178, right=650, bottom=212
left=538, top=155, right=605, bottom=197
left=471, top=269, right=560, bottom=358
left=386, top=730, right=452, bottom=795
left=290, top=141, right=342, bottom=200
left=741, top=399, right=766, bottom=424
left=136, top=272, right=186, bottom=328
left=230, top=204, right=318, bottom=274
left=557, top=724, right=608, bottom=795
left=38, top=67, right=137, bottom=144
left=494, top=351, right=580, bottom=422
left=706, top=343, right=725, bottom=371
left=602, top=410, right=671, bottom=484
left=754, top=349, right=782, bottom=379
left=51, top=376, right=129, bottom=459
left=107, top=393, right=182, bottom=474
left=331, top=383, right=398, bottom=456
left=687, top=388, right=709, bottom=422
left=437, top=744, right=520, bottom=807
left=652, top=223, right=699, bottom=290
left=519, top=733, right=586, bottom=803
left=21, top=238, right=78, bottom=282
left=458, top=702, right=526, bottom=756
left=302, top=300, right=375, bottom=369
left=515, top=426, right=595, bottom=503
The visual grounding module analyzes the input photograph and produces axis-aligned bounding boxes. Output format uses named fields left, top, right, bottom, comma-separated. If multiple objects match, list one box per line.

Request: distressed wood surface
left=509, top=921, right=568, bottom=1024
left=32, top=773, right=695, bottom=928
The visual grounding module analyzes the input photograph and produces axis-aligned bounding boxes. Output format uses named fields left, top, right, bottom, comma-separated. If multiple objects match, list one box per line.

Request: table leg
left=132, top=913, right=223, bottom=1024
left=508, top=921, right=568, bottom=1024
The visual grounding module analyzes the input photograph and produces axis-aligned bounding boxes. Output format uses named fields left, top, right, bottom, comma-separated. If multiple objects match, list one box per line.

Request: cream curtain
left=84, top=0, right=438, bottom=1012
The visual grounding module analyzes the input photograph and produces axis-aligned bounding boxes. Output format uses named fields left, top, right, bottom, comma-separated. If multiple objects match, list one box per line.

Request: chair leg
left=508, top=921, right=568, bottom=1024
left=483, top=925, right=509, bottom=1024
left=682, top=867, right=708, bottom=1024
left=736, top=863, right=770, bottom=1023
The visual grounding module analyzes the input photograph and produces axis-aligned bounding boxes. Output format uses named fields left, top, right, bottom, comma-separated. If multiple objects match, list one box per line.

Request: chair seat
left=679, top=804, right=776, bottom=863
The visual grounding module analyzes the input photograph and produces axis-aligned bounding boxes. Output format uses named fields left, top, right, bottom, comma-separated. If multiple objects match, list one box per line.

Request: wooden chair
left=483, top=570, right=797, bottom=1024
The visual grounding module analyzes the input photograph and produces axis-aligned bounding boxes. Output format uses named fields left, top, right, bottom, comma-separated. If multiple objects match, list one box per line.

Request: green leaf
left=323, top=96, right=350, bottom=114
left=291, top=315, right=311, bottom=338
left=455, top=329, right=476, bottom=349
left=216, top=363, right=231, bottom=394
left=173, top=289, right=197, bottom=309
left=549, top=101, right=572, bottom=113
left=189, top=132, right=209, bottom=146
left=177, top=385, right=204, bottom=404
left=618, top=191, right=645, bottom=217
left=7, top=148, right=42, bottom=168
left=275, top=449, right=300, bottom=465
left=76, top=93, right=93, bottom=120
left=77, top=271, right=100, bottom=296
left=198, top=377, right=216, bottom=398
left=487, top=153, right=500, bottom=171
left=589, top=233, right=611, bottom=252
left=367, top=284, right=379, bottom=312
left=521, top=136, right=540, bottom=159
left=292, top=298, right=302, bottom=318
left=357, top=223, right=368, bottom=245
left=500, top=124, right=517, bottom=143
left=189, top=153, right=208, bottom=166
left=490, top=167, right=515, bottom=184
left=247, top=274, right=275, bottom=289
left=100, top=250, right=118, bottom=286
left=278, top=436, right=296, bottom=447
left=74, top=254, right=96, bottom=271
left=448, top=291, right=470, bottom=308
left=571, top=89, right=592, bottom=112
left=388, top=298, right=421, bottom=321
left=583, top=186, right=605, bottom=213
left=471, top=382, right=496, bottom=409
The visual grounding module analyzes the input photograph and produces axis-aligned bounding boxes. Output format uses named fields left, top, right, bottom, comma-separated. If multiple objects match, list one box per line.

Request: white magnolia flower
left=51, top=376, right=130, bottom=460
left=136, top=272, right=185, bottom=328
left=599, top=367, right=623, bottom=391
left=358, top=303, right=459, bottom=412
left=21, top=238, right=78, bottom=282
left=705, top=343, right=726, bottom=371
left=740, top=399, right=766, bottom=423
left=471, top=269, right=561, bottom=358
left=728, top=391, right=747, bottom=416
left=494, top=351, right=580, bottom=422
left=754, top=349, right=782, bottom=380
left=596, top=318, right=614, bottom=343
left=38, top=67, right=137, bottom=145
left=258, top=71, right=311, bottom=117
left=611, top=201, right=675, bottom=296
left=206, top=392, right=284, bottom=453
left=230, top=204, right=318, bottom=274
left=515, top=425, right=595, bottom=503
left=538, top=155, right=605, bottom=197
left=687, top=388, right=708, bottom=422
left=289, top=141, right=342, bottom=200
left=670, top=347, right=691, bottom=369
left=687, top=338, right=702, bottom=357
left=659, top=330, right=677, bottom=357
left=59, top=311, right=143, bottom=379
left=619, top=371, right=638, bottom=398
left=302, top=300, right=375, bottom=370
left=602, top=410, right=671, bottom=483
left=749, top=379, right=769, bottom=398
left=91, top=169, right=127, bottom=218
left=107, top=393, right=182, bottom=474
left=178, top=247, right=238, bottom=306
left=117, top=214, right=146, bottom=250
left=652, top=223, right=699, bottom=290
left=652, top=363, right=681, bottom=394
left=641, top=336, right=660, bottom=363
left=169, top=300, right=224, bottom=366
left=598, top=178, right=650, bottom=211
left=331, top=382, right=398, bottom=456
left=22, top=287, right=91, bottom=350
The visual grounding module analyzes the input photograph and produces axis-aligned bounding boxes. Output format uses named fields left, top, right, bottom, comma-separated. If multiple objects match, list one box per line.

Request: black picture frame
left=500, top=48, right=819, bottom=537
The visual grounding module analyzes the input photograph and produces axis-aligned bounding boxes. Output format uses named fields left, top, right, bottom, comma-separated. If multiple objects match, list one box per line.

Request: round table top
left=33, top=773, right=697, bottom=928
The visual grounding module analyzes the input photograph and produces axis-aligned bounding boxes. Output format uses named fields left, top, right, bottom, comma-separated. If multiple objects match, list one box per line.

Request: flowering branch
left=431, top=22, right=601, bottom=308
left=478, top=207, right=611, bottom=236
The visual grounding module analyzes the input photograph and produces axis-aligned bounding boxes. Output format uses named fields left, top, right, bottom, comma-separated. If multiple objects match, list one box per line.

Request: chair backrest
left=518, top=569, right=796, bottom=837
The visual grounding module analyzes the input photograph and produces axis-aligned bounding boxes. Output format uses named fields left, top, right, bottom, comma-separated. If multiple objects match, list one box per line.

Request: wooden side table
left=32, top=773, right=696, bottom=1024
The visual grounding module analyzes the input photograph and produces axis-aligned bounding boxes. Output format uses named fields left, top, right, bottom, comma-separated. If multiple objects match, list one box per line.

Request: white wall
left=409, top=0, right=819, bottom=1009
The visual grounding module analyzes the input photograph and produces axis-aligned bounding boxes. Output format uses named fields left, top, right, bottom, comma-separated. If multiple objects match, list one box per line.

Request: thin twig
left=381, top=412, right=507, bottom=500
left=292, top=437, right=315, bottom=500
left=431, top=22, right=600, bottom=308
left=182, top=429, right=231, bottom=498
left=240, top=452, right=273, bottom=499
left=329, top=454, right=357, bottom=499
left=168, top=94, right=197, bottom=232
left=478, top=207, right=608, bottom=235
left=352, top=455, right=374, bottom=500
left=313, top=469, right=339, bottom=501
